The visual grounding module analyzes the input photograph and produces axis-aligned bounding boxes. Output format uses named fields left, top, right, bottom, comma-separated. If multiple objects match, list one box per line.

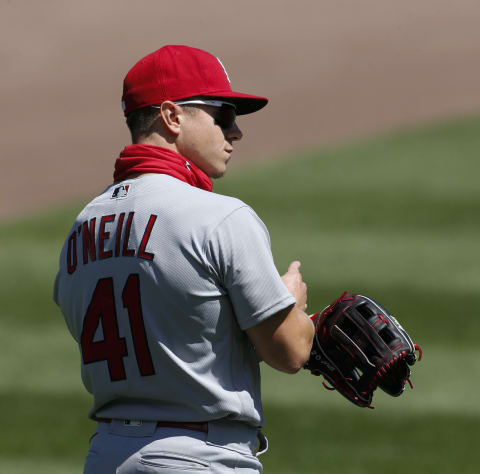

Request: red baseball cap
left=122, top=45, right=268, bottom=116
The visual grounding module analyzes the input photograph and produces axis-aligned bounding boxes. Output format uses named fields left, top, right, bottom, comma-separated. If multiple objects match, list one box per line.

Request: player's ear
left=159, top=101, right=182, bottom=136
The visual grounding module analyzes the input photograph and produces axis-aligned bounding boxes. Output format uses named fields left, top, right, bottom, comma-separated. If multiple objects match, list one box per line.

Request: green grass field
left=1, top=115, right=479, bottom=473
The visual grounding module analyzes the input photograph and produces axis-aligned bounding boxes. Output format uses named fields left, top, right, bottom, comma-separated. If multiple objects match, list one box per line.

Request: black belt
left=96, top=418, right=208, bottom=433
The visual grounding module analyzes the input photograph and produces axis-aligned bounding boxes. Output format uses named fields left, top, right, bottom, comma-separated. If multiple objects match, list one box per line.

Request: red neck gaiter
left=113, top=144, right=213, bottom=192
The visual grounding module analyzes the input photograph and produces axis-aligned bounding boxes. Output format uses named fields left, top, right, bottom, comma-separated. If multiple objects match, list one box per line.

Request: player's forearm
left=275, top=305, right=315, bottom=373
left=247, top=305, right=315, bottom=374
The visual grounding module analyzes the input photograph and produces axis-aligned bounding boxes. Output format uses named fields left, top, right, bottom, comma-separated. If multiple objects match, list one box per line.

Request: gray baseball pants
left=83, top=418, right=267, bottom=473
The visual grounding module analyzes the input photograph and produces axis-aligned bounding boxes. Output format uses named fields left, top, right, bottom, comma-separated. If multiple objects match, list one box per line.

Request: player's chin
left=209, top=160, right=229, bottom=179
left=210, top=167, right=227, bottom=179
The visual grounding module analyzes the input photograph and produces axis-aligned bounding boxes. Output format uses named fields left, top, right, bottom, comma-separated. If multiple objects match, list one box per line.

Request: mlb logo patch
left=111, top=184, right=130, bottom=199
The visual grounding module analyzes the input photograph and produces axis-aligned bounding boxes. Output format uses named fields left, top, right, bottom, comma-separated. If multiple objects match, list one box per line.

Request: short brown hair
left=126, top=106, right=161, bottom=142
left=126, top=105, right=199, bottom=142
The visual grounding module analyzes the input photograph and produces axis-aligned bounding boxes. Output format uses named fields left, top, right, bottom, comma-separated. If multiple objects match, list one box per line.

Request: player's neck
left=134, top=133, right=179, bottom=154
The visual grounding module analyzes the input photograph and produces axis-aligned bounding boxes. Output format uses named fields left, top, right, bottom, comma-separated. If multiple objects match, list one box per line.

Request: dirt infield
left=2, top=0, right=480, bottom=218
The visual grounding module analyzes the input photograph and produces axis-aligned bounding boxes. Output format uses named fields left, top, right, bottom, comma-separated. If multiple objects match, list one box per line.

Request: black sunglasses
left=182, top=104, right=237, bottom=130
left=211, top=105, right=237, bottom=130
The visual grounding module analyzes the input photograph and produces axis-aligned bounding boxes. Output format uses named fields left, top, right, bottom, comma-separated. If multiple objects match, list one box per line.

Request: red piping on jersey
left=113, top=145, right=213, bottom=192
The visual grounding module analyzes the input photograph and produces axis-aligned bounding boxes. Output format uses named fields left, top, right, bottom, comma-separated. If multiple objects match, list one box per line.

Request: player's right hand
left=281, top=261, right=308, bottom=312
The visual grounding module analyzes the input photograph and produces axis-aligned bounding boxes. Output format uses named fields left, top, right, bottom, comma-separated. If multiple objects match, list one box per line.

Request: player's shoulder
left=194, top=187, right=248, bottom=215
left=73, top=174, right=258, bottom=229
left=72, top=182, right=116, bottom=223
left=183, top=181, right=259, bottom=230
left=157, top=176, right=263, bottom=234
left=139, top=174, right=251, bottom=216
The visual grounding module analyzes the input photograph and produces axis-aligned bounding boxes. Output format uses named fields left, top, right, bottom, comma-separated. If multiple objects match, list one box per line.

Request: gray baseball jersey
left=54, top=174, right=295, bottom=427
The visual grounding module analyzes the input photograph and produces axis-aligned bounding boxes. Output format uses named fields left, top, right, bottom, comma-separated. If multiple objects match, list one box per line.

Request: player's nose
left=226, top=122, right=243, bottom=142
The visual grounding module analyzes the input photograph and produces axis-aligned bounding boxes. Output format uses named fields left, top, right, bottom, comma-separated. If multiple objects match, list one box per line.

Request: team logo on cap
left=111, top=184, right=130, bottom=199
left=216, top=57, right=231, bottom=83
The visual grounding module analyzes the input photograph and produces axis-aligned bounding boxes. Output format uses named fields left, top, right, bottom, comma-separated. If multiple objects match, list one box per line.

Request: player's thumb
left=286, top=260, right=301, bottom=273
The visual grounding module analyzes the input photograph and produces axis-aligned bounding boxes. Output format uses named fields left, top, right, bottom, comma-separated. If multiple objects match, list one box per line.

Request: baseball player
left=53, top=45, right=314, bottom=473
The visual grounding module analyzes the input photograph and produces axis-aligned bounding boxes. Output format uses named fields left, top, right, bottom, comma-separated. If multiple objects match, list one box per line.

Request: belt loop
left=256, top=430, right=269, bottom=457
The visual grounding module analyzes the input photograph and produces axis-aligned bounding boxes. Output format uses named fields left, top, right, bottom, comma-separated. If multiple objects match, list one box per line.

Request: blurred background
left=1, top=0, right=479, bottom=472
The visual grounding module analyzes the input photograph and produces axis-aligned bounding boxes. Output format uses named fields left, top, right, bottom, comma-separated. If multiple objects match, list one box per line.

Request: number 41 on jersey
left=81, top=273, right=156, bottom=381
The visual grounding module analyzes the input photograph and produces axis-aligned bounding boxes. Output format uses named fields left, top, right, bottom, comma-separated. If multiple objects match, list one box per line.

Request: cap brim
left=198, top=91, right=268, bottom=115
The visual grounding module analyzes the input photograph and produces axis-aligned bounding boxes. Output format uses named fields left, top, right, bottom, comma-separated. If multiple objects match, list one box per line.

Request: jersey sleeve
left=204, top=205, right=296, bottom=330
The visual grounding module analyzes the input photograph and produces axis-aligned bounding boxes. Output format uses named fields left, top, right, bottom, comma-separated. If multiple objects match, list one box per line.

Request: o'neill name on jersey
left=65, top=212, right=157, bottom=274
